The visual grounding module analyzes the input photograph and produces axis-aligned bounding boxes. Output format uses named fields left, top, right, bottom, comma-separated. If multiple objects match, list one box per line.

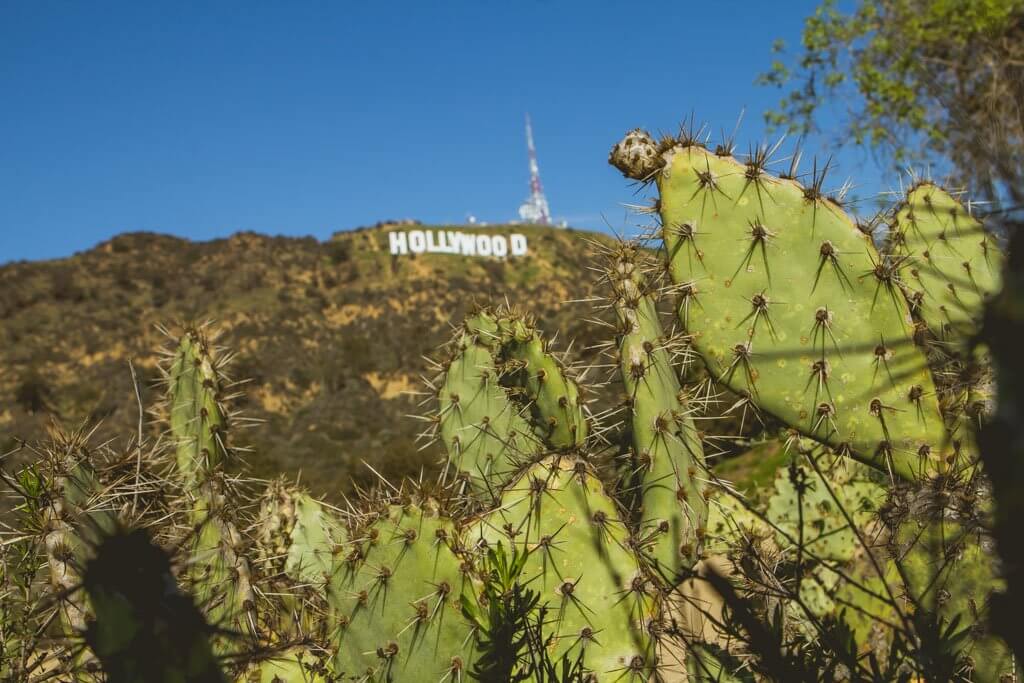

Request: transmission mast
left=517, top=114, right=552, bottom=225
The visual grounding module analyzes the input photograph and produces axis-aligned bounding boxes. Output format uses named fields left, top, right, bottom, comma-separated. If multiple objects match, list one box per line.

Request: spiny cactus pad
left=639, top=141, right=948, bottom=479
left=168, top=331, right=230, bottom=486
left=259, top=484, right=344, bottom=587
left=167, top=328, right=256, bottom=647
left=437, top=313, right=544, bottom=496
left=766, top=457, right=885, bottom=623
left=606, top=244, right=708, bottom=581
left=495, top=313, right=588, bottom=450
left=328, top=504, right=476, bottom=681
left=892, top=183, right=1003, bottom=344
left=470, top=457, right=655, bottom=680
left=766, top=459, right=883, bottom=563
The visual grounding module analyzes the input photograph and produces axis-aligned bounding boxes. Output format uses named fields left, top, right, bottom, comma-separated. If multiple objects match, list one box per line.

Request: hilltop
left=0, top=223, right=624, bottom=500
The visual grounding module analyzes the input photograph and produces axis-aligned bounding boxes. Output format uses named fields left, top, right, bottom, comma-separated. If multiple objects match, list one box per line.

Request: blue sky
left=0, top=1, right=879, bottom=263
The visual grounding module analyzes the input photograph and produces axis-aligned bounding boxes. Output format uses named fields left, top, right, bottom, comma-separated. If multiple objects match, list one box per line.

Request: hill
left=0, top=223, right=622, bottom=500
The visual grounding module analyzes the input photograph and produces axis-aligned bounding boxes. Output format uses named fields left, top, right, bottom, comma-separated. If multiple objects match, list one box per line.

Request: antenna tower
left=518, top=114, right=552, bottom=225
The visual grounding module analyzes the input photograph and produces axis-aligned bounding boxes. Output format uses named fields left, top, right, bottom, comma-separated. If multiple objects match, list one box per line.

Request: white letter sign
left=387, top=230, right=529, bottom=259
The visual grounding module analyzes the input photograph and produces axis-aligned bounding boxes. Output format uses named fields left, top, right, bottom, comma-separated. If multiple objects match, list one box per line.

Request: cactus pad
left=470, top=457, right=655, bottom=680
left=328, top=504, right=476, bottom=681
left=168, top=330, right=231, bottom=486
left=495, top=312, right=588, bottom=450
left=622, top=139, right=949, bottom=480
left=892, top=183, right=1003, bottom=343
left=437, top=313, right=544, bottom=496
left=605, top=244, right=708, bottom=582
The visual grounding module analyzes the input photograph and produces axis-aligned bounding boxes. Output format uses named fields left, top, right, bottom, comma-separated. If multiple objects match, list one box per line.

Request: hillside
left=0, top=223, right=624, bottom=500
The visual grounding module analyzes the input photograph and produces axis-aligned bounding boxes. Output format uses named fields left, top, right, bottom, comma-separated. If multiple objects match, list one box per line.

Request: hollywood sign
left=388, top=230, right=528, bottom=258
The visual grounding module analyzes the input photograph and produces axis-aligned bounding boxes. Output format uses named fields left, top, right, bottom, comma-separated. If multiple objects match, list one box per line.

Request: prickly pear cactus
left=495, top=314, right=589, bottom=450
left=1, top=116, right=1013, bottom=683
left=766, top=457, right=883, bottom=563
left=765, top=454, right=885, bottom=622
left=165, top=329, right=257, bottom=647
left=327, top=503, right=476, bottom=681
left=434, top=311, right=545, bottom=497
left=604, top=243, right=708, bottom=582
left=470, top=456, right=656, bottom=680
left=611, top=135, right=949, bottom=480
left=258, top=481, right=343, bottom=586
left=891, top=183, right=1003, bottom=344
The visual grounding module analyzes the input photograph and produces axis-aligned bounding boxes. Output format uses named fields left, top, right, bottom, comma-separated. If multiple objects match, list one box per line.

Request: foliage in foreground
left=0, top=120, right=1015, bottom=681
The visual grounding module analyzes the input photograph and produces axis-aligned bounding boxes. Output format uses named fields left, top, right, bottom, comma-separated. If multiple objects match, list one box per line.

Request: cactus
left=259, top=482, right=343, bottom=587
left=434, top=311, right=545, bottom=497
left=764, top=453, right=886, bottom=630
left=0, top=117, right=1013, bottom=682
left=165, top=329, right=257, bottom=648
left=327, top=503, right=476, bottom=681
left=470, top=456, right=656, bottom=680
left=610, top=134, right=994, bottom=482
left=494, top=313, right=589, bottom=450
left=891, top=183, right=1003, bottom=344
left=603, top=242, right=708, bottom=581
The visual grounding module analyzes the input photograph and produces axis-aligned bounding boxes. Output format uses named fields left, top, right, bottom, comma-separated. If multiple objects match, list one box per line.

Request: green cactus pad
left=328, top=504, right=476, bottom=681
left=239, top=649, right=331, bottom=683
left=892, top=183, right=1003, bottom=343
left=438, top=313, right=544, bottom=496
left=606, top=244, right=708, bottom=582
left=469, top=457, right=655, bottom=680
left=495, top=312, right=588, bottom=449
left=189, top=491, right=256, bottom=639
left=34, top=445, right=121, bottom=656
left=283, top=494, right=341, bottom=586
left=766, top=460, right=883, bottom=563
left=898, top=520, right=1011, bottom=681
left=167, top=329, right=255, bottom=646
left=765, top=456, right=885, bottom=624
left=651, top=143, right=947, bottom=480
left=168, top=330, right=230, bottom=487
left=260, top=484, right=344, bottom=587
left=835, top=518, right=1012, bottom=680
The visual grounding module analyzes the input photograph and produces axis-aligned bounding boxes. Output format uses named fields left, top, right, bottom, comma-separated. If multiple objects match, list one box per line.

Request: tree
left=760, top=0, right=1024, bottom=205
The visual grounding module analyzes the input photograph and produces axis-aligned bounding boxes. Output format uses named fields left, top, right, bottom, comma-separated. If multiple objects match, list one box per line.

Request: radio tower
left=518, top=114, right=552, bottom=225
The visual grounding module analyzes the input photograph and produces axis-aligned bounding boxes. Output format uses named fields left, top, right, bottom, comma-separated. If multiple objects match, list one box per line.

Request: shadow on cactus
left=0, top=116, right=1014, bottom=681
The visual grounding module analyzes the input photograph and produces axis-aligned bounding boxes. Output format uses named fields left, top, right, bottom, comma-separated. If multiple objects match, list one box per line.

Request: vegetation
left=759, top=0, right=1024, bottom=202
left=762, top=0, right=1024, bottom=660
left=0, top=119, right=1015, bottom=680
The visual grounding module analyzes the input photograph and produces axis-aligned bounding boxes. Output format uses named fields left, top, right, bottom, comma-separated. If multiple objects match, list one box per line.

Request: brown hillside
left=0, top=224, right=619, bottom=501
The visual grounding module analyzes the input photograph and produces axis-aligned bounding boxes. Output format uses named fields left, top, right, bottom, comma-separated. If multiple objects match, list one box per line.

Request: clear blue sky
left=0, top=1, right=878, bottom=263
